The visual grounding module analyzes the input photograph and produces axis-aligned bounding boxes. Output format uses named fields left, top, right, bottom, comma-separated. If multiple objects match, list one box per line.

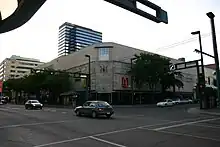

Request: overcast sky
left=0, top=0, right=220, bottom=64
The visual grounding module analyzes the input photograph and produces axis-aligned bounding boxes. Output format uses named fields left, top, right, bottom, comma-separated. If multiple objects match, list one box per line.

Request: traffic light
left=198, top=73, right=205, bottom=95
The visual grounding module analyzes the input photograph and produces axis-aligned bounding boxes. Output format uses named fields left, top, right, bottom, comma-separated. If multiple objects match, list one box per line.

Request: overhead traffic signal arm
left=0, top=0, right=167, bottom=34
left=0, top=0, right=46, bottom=33
left=104, top=0, right=168, bottom=24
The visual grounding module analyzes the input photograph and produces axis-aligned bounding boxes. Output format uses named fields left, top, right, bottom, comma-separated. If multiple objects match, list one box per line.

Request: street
left=0, top=104, right=220, bottom=147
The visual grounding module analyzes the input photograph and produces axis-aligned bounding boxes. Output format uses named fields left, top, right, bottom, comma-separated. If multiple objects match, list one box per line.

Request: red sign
left=0, top=81, right=2, bottom=93
left=121, top=77, right=128, bottom=88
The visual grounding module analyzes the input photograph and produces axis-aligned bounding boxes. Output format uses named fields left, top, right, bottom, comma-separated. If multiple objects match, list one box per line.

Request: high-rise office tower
left=58, top=22, right=102, bottom=57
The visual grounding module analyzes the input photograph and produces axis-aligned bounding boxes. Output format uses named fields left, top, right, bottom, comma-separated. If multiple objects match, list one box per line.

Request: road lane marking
left=0, top=108, right=9, bottom=111
left=11, top=108, right=21, bottom=110
left=33, top=117, right=213, bottom=147
left=153, top=117, right=220, bottom=131
left=89, top=136, right=127, bottom=147
left=190, top=124, right=220, bottom=129
left=155, top=130, right=220, bottom=142
left=0, top=119, right=82, bottom=129
left=34, top=136, right=89, bottom=147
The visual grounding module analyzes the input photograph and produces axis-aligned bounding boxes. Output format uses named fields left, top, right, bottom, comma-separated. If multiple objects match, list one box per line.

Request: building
left=0, top=55, right=44, bottom=81
left=58, top=22, right=102, bottom=57
left=39, top=42, right=210, bottom=104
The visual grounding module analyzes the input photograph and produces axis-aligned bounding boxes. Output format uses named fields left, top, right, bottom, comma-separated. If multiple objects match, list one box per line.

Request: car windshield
left=96, top=102, right=110, bottom=107
left=30, top=100, right=39, bottom=103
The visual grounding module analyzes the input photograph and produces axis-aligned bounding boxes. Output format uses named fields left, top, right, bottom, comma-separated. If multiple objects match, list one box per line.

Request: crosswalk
left=0, top=106, right=69, bottom=114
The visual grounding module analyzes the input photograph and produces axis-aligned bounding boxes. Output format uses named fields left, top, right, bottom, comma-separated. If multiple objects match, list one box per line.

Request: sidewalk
left=188, top=107, right=220, bottom=116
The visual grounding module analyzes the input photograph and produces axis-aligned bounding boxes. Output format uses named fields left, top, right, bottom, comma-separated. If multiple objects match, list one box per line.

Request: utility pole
left=191, top=31, right=205, bottom=76
left=85, top=54, right=91, bottom=100
left=207, top=12, right=220, bottom=106
left=130, top=57, right=136, bottom=105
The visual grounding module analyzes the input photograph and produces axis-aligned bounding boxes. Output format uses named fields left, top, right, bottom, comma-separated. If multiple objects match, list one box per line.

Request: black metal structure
left=0, top=0, right=167, bottom=34
left=104, top=0, right=168, bottom=24
left=173, top=60, right=205, bottom=109
left=0, top=0, right=46, bottom=33
left=85, top=55, right=91, bottom=99
left=207, top=12, right=220, bottom=105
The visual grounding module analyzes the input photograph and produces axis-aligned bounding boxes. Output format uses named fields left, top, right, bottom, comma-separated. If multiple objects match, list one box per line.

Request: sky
left=0, top=0, right=220, bottom=64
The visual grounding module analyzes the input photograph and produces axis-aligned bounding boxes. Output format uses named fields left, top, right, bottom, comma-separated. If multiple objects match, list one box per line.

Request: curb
left=112, top=105, right=156, bottom=108
left=188, top=107, right=220, bottom=116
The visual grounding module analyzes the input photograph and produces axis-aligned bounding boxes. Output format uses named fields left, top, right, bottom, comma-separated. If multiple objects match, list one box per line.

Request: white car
left=157, top=99, right=174, bottom=107
left=172, top=98, right=181, bottom=104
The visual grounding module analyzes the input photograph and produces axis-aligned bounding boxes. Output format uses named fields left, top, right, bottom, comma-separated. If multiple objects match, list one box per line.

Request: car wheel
left=92, top=111, right=97, bottom=118
left=106, top=114, right=111, bottom=119
left=25, top=106, right=28, bottom=109
left=76, top=110, right=81, bottom=116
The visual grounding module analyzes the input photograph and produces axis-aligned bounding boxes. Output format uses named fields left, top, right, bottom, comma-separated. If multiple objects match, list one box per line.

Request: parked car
left=74, top=101, right=114, bottom=118
left=25, top=100, right=43, bottom=109
left=186, top=98, right=193, bottom=104
left=157, top=99, right=174, bottom=107
left=172, top=98, right=181, bottom=105
left=1, top=97, right=8, bottom=104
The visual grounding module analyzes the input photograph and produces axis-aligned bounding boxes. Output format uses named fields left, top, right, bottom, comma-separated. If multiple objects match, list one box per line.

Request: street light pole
left=130, top=57, right=136, bottom=105
left=85, top=54, right=91, bottom=100
left=207, top=12, right=220, bottom=106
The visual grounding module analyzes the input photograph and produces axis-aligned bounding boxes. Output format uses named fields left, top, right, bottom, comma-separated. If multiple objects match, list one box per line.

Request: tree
left=3, top=69, right=72, bottom=104
left=130, top=53, right=184, bottom=92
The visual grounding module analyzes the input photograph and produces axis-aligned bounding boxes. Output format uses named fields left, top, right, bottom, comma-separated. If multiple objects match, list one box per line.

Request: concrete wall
left=38, top=42, right=200, bottom=93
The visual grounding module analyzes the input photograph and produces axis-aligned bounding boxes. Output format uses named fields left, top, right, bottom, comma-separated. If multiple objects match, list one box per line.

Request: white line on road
left=190, top=124, right=220, bottom=129
left=0, top=119, right=82, bottom=129
left=34, top=136, right=89, bottom=147
left=153, top=117, right=220, bottom=131
left=156, top=130, right=220, bottom=142
left=0, top=108, right=9, bottom=111
left=11, top=108, right=21, bottom=110
left=89, top=136, right=127, bottom=147
left=33, top=117, right=212, bottom=147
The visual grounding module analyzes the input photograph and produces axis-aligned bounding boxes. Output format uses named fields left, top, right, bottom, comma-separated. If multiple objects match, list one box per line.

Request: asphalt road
left=0, top=104, right=220, bottom=147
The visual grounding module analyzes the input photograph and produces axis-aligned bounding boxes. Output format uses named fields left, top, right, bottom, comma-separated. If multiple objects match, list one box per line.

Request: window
left=99, top=48, right=109, bottom=56
left=99, top=48, right=109, bottom=61
left=10, top=70, right=15, bottom=72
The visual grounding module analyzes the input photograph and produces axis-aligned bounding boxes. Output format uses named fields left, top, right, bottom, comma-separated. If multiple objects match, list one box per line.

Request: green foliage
left=3, top=69, right=71, bottom=96
left=130, top=53, right=184, bottom=92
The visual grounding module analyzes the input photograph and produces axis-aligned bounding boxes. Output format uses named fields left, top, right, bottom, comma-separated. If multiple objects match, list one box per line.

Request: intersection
left=0, top=104, right=220, bottom=147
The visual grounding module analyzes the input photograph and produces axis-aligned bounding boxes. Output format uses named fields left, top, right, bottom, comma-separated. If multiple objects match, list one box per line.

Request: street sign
left=169, top=64, right=175, bottom=71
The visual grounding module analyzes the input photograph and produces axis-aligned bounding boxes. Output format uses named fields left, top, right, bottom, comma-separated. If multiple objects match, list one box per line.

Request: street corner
left=187, top=107, right=220, bottom=117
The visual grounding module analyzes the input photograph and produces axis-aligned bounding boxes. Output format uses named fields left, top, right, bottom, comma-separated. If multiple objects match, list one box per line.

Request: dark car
left=1, top=97, right=8, bottom=104
left=74, top=101, right=114, bottom=118
left=25, top=100, right=43, bottom=109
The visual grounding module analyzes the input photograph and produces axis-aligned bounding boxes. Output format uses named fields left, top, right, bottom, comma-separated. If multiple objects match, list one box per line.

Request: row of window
left=19, top=62, right=38, bottom=66
left=59, top=37, right=100, bottom=47
left=59, top=31, right=102, bottom=42
left=76, top=27, right=102, bottom=36
left=76, top=30, right=102, bottom=40
left=10, top=70, right=26, bottom=73
left=75, top=35, right=101, bottom=43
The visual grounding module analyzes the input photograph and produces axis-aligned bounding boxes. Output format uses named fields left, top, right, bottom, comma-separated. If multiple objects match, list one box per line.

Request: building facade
left=39, top=42, right=212, bottom=104
left=0, top=55, right=43, bottom=81
left=58, top=22, right=102, bottom=57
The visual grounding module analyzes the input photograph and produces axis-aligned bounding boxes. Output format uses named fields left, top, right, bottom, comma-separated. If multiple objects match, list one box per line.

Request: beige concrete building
left=0, top=55, right=43, bottom=81
left=38, top=42, right=213, bottom=104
